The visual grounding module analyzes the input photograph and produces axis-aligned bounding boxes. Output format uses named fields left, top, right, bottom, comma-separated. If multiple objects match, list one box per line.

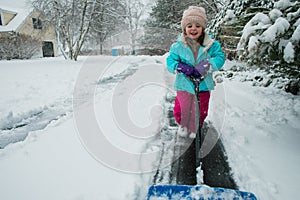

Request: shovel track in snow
left=0, top=60, right=141, bottom=150
left=0, top=104, right=68, bottom=149
left=151, top=91, right=238, bottom=190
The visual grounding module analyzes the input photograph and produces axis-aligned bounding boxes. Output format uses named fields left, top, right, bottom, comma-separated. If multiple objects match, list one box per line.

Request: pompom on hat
left=181, top=6, right=207, bottom=31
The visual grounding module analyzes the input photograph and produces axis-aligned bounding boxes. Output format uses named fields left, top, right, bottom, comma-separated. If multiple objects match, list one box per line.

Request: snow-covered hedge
left=237, top=0, right=300, bottom=66
left=0, top=33, right=40, bottom=60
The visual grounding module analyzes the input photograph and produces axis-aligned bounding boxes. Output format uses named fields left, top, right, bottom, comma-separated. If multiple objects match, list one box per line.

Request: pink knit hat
left=181, top=6, right=207, bottom=31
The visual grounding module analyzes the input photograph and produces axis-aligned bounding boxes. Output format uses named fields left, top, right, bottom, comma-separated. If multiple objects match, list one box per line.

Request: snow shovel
left=146, top=76, right=258, bottom=200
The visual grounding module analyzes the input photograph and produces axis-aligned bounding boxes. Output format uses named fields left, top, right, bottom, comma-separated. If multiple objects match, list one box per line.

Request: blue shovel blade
left=147, top=185, right=257, bottom=200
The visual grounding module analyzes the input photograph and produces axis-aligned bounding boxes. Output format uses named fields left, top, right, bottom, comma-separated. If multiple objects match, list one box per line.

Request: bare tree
left=90, top=0, right=125, bottom=54
left=120, top=0, right=145, bottom=55
left=31, top=0, right=96, bottom=61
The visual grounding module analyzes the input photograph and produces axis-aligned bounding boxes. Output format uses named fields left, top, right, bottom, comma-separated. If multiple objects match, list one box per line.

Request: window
left=0, top=14, right=2, bottom=25
left=32, top=18, right=42, bottom=29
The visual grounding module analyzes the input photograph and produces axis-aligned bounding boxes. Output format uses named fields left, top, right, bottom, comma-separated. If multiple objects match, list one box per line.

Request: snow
left=215, top=77, right=300, bottom=199
left=237, top=13, right=270, bottom=51
left=269, top=9, right=282, bottom=22
left=274, top=0, right=293, bottom=10
left=283, top=42, right=294, bottom=63
left=261, top=17, right=290, bottom=43
left=0, top=58, right=80, bottom=148
left=287, top=7, right=300, bottom=21
left=291, top=24, right=300, bottom=42
left=223, top=10, right=237, bottom=25
left=0, top=56, right=300, bottom=200
left=248, top=36, right=259, bottom=55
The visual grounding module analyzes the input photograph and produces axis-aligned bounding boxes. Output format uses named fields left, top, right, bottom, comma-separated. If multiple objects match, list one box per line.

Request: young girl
left=166, top=6, right=225, bottom=138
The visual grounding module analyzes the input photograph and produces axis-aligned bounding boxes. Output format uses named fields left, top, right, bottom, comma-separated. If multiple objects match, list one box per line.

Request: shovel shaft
left=187, top=76, right=204, bottom=180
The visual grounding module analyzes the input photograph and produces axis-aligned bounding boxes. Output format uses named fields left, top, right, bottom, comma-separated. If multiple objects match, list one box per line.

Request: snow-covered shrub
left=235, top=0, right=300, bottom=94
left=261, top=17, right=290, bottom=43
left=237, top=0, right=300, bottom=66
left=237, top=13, right=271, bottom=56
left=0, top=33, right=41, bottom=60
left=210, top=0, right=299, bottom=94
left=212, top=0, right=276, bottom=60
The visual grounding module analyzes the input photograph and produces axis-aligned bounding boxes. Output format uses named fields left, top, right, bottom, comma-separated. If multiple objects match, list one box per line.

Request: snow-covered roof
left=0, top=0, right=31, bottom=10
left=0, top=0, right=33, bottom=32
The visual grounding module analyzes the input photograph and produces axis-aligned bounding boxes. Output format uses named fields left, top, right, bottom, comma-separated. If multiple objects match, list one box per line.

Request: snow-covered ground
left=0, top=56, right=299, bottom=200
left=217, top=75, right=300, bottom=199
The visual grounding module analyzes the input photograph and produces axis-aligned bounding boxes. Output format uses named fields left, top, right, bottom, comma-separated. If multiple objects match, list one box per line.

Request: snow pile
left=214, top=60, right=300, bottom=200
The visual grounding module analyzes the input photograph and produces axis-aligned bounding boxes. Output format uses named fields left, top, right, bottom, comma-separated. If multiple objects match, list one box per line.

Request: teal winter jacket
left=166, top=33, right=225, bottom=94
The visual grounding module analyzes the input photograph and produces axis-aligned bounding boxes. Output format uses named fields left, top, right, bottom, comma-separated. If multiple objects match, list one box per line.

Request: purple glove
left=176, top=63, right=194, bottom=76
left=193, top=60, right=211, bottom=78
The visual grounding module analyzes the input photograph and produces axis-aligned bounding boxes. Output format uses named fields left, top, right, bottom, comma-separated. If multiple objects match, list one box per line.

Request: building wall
left=17, top=10, right=58, bottom=57
left=2, top=10, right=16, bottom=25
left=0, top=7, right=59, bottom=59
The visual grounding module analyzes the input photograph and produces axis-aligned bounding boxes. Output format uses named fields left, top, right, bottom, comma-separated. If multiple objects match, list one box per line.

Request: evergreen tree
left=217, top=0, right=299, bottom=94
left=146, top=0, right=202, bottom=31
left=87, top=0, right=126, bottom=55
left=237, top=0, right=300, bottom=94
left=141, top=0, right=201, bottom=54
left=214, top=0, right=276, bottom=60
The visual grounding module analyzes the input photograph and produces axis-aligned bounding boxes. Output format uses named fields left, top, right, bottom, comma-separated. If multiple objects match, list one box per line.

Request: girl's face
left=185, top=23, right=203, bottom=40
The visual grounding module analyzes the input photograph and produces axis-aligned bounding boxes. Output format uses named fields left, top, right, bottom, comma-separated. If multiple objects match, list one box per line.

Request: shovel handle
left=186, top=75, right=204, bottom=184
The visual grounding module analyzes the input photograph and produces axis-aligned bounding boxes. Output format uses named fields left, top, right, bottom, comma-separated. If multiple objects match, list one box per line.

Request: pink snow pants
left=174, top=91, right=210, bottom=133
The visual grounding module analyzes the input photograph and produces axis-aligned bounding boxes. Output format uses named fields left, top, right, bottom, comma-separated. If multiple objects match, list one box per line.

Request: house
left=0, top=3, right=57, bottom=58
